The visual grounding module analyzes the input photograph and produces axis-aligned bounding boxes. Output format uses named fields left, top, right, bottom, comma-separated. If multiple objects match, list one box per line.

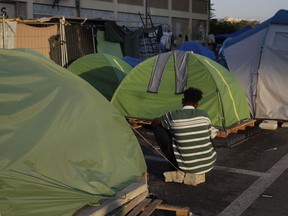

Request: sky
left=211, top=0, right=288, bottom=22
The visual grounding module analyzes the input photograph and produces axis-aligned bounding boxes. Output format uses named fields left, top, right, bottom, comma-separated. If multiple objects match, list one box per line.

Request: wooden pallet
left=216, top=120, right=256, bottom=138
left=74, top=174, right=148, bottom=216
left=127, top=118, right=152, bottom=129
left=127, top=198, right=190, bottom=216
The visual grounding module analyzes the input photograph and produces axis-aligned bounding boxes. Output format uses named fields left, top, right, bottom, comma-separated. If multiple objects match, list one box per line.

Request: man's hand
left=211, top=127, right=219, bottom=139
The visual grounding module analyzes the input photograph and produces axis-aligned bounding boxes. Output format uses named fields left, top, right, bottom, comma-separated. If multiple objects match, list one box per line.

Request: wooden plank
left=156, top=204, right=190, bottom=216
left=126, top=198, right=152, bottom=216
left=74, top=175, right=148, bottom=216
left=107, top=192, right=148, bottom=216
left=216, top=120, right=256, bottom=138
left=139, top=199, right=162, bottom=216
left=127, top=118, right=152, bottom=129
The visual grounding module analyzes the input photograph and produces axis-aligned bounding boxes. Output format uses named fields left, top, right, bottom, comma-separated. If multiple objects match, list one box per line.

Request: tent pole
left=91, top=26, right=96, bottom=53
left=59, top=17, right=68, bottom=67
left=252, top=45, right=264, bottom=118
left=2, top=15, right=5, bottom=48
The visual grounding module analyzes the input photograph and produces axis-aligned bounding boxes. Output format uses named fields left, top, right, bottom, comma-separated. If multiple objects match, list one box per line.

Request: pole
left=75, top=0, right=80, bottom=17
left=2, top=15, right=5, bottom=48
left=145, top=0, right=147, bottom=28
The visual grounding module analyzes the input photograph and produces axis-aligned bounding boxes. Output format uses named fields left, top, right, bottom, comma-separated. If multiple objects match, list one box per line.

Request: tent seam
left=204, top=59, right=240, bottom=121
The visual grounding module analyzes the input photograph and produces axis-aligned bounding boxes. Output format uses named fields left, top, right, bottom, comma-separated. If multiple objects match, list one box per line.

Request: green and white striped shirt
left=161, top=105, right=217, bottom=174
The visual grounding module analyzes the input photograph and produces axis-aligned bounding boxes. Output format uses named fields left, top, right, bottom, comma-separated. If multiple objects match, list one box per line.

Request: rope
left=131, top=126, right=181, bottom=172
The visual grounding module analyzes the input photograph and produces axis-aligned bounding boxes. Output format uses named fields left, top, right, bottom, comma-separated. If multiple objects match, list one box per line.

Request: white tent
left=222, top=9, right=288, bottom=121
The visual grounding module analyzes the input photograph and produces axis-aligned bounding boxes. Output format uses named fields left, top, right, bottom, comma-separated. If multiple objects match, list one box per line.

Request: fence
left=1, top=16, right=163, bottom=67
left=0, top=17, right=105, bottom=67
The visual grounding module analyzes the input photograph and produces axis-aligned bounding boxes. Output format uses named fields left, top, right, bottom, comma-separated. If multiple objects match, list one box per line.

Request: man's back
left=161, top=107, right=217, bottom=174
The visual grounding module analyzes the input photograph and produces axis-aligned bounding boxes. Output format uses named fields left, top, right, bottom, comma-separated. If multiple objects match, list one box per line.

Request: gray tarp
left=223, top=10, right=288, bottom=120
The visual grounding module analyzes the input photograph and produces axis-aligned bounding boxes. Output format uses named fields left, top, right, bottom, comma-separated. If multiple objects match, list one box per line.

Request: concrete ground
left=134, top=124, right=288, bottom=216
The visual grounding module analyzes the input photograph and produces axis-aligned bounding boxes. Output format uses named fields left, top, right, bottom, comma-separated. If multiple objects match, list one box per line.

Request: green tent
left=67, top=53, right=132, bottom=101
left=0, top=49, right=146, bottom=216
left=11, top=47, right=52, bottom=61
left=111, top=50, right=251, bottom=130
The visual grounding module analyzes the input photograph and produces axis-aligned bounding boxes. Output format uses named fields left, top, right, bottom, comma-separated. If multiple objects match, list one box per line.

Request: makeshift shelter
left=176, top=41, right=217, bottom=60
left=67, top=53, right=132, bottom=101
left=0, top=49, right=147, bottom=216
left=221, top=9, right=288, bottom=120
left=111, top=50, right=251, bottom=130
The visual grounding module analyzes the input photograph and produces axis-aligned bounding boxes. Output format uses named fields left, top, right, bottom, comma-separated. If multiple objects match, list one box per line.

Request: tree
left=210, top=3, right=216, bottom=19
left=209, top=3, right=260, bottom=35
left=209, top=19, right=259, bottom=36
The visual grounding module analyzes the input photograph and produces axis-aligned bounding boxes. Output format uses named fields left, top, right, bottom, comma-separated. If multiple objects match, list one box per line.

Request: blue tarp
left=176, top=41, right=216, bottom=60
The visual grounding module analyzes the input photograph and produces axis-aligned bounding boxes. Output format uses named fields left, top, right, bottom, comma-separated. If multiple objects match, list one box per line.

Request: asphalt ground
left=134, top=124, right=288, bottom=216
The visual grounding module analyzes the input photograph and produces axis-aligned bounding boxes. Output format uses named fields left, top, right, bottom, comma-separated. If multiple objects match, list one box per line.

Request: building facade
left=0, top=0, right=210, bottom=41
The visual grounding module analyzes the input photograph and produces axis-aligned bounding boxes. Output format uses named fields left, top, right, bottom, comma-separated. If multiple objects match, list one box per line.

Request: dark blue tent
left=176, top=41, right=216, bottom=60
left=122, top=56, right=143, bottom=67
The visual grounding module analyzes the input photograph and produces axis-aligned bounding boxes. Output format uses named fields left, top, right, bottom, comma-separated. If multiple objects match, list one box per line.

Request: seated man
left=152, top=87, right=217, bottom=184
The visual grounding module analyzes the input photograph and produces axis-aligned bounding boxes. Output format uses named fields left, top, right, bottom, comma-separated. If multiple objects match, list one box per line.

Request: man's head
left=182, top=87, right=203, bottom=107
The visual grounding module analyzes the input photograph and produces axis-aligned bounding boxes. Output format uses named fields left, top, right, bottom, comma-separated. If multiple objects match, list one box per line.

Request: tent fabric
left=176, top=41, right=216, bottom=60
left=174, top=51, right=189, bottom=94
left=104, top=21, right=144, bottom=58
left=96, top=30, right=123, bottom=59
left=148, top=51, right=189, bottom=94
left=111, top=51, right=250, bottom=130
left=122, top=56, right=143, bottom=67
left=222, top=9, right=288, bottom=120
left=148, top=51, right=172, bottom=93
left=67, top=53, right=132, bottom=101
left=11, top=47, right=53, bottom=61
left=0, top=49, right=146, bottom=216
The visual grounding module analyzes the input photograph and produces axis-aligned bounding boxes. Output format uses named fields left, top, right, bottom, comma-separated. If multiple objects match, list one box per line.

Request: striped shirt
left=160, top=105, right=217, bottom=174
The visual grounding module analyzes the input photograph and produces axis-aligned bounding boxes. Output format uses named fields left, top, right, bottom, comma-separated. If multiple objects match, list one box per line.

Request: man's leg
left=152, top=125, right=178, bottom=170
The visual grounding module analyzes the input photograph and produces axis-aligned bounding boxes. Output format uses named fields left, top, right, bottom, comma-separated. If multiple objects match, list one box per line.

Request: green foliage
left=209, top=3, right=260, bottom=35
left=209, top=19, right=260, bottom=35
left=210, top=3, right=216, bottom=19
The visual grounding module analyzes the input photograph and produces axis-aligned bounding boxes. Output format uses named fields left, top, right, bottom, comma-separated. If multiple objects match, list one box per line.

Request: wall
left=0, top=0, right=210, bottom=42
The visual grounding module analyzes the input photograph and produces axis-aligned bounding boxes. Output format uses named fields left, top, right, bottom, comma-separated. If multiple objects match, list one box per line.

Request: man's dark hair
left=182, top=87, right=203, bottom=104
